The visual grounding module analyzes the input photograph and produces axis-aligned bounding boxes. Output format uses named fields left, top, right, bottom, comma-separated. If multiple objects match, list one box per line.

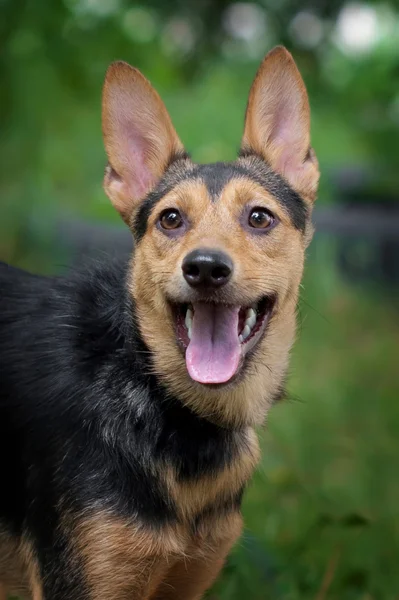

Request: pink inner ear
left=268, top=98, right=308, bottom=180
left=125, top=132, right=156, bottom=200
left=273, top=134, right=305, bottom=180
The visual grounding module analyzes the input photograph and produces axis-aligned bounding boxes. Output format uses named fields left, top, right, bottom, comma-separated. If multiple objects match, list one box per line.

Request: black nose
left=182, top=249, right=233, bottom=289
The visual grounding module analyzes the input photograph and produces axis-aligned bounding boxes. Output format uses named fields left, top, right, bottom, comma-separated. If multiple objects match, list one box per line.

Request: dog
left=0, top=46, right=319, bottom=599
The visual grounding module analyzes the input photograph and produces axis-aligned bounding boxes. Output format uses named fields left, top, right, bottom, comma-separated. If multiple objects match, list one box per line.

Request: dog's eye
left=248, top=208, right=274, bottom=229
left=159, top=209, right=183, bottom=230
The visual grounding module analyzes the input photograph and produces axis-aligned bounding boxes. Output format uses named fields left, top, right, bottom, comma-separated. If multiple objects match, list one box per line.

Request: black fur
left=134, top=155, right=307, bottom=242
left=0, top=260, right=243, bottom=544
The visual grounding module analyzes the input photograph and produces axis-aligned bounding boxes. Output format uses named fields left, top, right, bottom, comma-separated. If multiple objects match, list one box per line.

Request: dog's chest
left=163, top=427, right=260, bottom=527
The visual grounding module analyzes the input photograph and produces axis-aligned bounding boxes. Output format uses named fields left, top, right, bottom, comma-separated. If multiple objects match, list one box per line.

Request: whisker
left=298, top=295, right=330, bottom=324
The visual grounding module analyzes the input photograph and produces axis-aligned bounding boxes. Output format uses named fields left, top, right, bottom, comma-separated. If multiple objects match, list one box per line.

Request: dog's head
left=102, top=46, right=319, bottom=427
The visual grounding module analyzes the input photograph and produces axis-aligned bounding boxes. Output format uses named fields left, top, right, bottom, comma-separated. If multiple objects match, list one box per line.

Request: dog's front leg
left=40, top=555, right=168, bottom=600
left=48, top=512, right=174, bottom=600
left=30, top=512, right=171, bottom=600
left=151, top=513, right=243, bottom=600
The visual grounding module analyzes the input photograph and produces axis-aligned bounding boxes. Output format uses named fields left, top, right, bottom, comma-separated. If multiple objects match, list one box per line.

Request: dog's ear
left=241, top=46, right=319, bottom=202
left=102, top=61, right=184, bottom=223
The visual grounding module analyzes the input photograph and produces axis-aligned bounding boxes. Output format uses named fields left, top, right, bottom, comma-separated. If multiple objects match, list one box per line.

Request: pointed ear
left=102, top=61, right=184, bottom=223
left=241, top=46, right=319, bottom=202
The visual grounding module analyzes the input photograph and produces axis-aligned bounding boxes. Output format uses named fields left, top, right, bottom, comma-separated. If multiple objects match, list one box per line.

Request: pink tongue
left=186, top=303, right=241, bottom=384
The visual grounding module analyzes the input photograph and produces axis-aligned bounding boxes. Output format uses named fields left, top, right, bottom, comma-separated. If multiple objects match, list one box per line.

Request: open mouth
left=173, top=296, right=276, bottom=385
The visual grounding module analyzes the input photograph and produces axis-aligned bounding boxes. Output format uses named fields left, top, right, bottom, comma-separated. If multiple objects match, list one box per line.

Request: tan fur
left=0, top=583, right=7, bottom=600
left=72, top=514, right=173, bottom=599
left=152, top=513, right=242, bottom=599
left=71, top=510, right=242, bottom=600
left=0, top=529, right=42, bottom=600
left=164, top=428, right=259, bottom=523
left=0, top=512, right=241, bottom=600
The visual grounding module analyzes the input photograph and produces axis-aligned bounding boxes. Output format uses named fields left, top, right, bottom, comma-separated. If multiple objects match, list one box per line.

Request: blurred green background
left=1, top=0, right=399, bottom=598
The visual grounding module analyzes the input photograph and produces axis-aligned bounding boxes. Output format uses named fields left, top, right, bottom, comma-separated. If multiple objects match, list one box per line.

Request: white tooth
left=245, top=308, right=256, bottom=330
left=185, top=308, right=193, bottom=329
left=238, top=334, right=243, bottom=343
left=246, top=307, right=256, bottom=320
left=187, top=325, right=192, bottom=340
left=242, top=324, right=251, bottom=340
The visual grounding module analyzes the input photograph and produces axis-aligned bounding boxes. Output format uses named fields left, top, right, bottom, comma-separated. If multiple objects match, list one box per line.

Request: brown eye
left=159, top=209, right=183, bottom=230
left=248, top=207, right=274, bottom=229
